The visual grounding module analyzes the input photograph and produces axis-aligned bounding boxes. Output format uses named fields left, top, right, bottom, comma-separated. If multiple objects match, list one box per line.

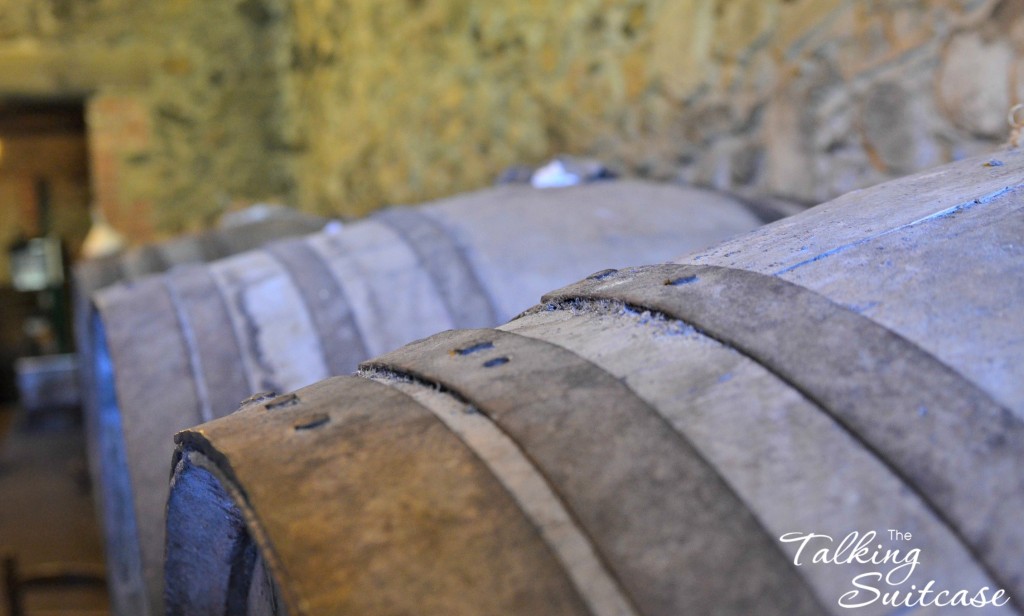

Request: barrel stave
left=502, top=301, right=1004, bottom=614
left=167, top=376, right=594, bottom=616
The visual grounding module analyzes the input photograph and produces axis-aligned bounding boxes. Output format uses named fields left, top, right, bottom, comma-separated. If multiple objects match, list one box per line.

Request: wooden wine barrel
left=91, top=180, right=765, bottom=615
left=73, top=211, right=324, bottom=503
left=166, top=151, right=1024, bottom=615
left=74, top=208, right=325, bottom=394
left=74, top=208, right=326, bottom=357
left=72, top=208, right=324, bottom=612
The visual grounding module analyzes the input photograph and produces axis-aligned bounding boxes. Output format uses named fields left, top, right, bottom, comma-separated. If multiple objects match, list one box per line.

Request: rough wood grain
left=91, top=180, right=762, bottom=615
left=165, top=150, right=1024, bottom=615
left=73, top=212, right=323, bottom=616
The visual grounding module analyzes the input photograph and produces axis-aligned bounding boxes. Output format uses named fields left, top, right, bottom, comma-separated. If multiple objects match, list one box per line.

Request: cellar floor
left=0, top=405, right=109, bottom=615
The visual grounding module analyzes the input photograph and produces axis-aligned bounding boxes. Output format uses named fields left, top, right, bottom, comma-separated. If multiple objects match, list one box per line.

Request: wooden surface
left=166, top=150, right=1023, bottom=615
left=91, top=180, right=763, bottom=615
left=72, top=211, right=324, bottom=616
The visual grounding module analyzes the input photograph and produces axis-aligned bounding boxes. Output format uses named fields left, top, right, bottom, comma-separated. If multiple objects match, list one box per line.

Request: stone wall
left=0, top=0, right=294, bottom=241
left=287, top=0, right=1023, bottom=216
left=1, top=0, right=1021, bottom=235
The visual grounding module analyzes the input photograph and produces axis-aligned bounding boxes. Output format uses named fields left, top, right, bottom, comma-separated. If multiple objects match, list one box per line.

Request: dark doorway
left=0, top=100, right=108, bottom=614
left=0, top=99, right=90, bottom=403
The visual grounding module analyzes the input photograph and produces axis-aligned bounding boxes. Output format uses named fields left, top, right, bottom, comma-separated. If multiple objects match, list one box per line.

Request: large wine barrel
left=74, top=208, right=325, bottom=400
left=74, top=207, right=325, bottom=371
left=72, top=208, right=324, bottom=536
left=166, top=151, right=1024, bottom=615
left=92, top=180, right=765, bottom=615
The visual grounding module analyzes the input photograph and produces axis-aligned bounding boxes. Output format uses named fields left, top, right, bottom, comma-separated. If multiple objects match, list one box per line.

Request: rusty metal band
left=362, top=329, right=825, bottom=615
left=374, top=206, right=498, bottom=329
left=540, top=263, right=1024, bottom=601
left=368, top=374, right=638, bottom=616
left=168, top=376, right=592, bottom=616
left=264, top=238, right=370, bottom=376
left=161, top=275, right=215, bottom=424
left=164, top=265, right=251, bottom=422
